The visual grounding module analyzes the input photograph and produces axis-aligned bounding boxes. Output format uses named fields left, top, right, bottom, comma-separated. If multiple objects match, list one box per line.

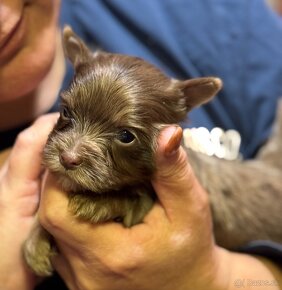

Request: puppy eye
left=61, top=107, right=72, bottom=119
left=56, top=106, right=73, bottom=131
left=117, top=129, right=135, bottom=144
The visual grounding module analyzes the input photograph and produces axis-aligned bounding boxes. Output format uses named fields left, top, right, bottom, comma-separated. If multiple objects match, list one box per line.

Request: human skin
left=0, top=114, right=59, bottom=290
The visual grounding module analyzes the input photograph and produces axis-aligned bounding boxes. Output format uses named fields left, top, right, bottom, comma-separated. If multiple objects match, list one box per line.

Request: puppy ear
left=62, top=25, right=92, bottom=70
left=174, top=77, right=222, bottom=110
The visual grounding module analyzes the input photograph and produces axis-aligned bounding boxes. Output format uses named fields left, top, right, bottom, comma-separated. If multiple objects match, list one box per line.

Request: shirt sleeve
left=238, top=240, right=282, bottom=265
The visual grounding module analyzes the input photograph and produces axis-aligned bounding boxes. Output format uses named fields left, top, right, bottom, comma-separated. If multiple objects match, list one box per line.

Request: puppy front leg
left=68, top=192, right=120, bottom=223
left=69, top=188, right=155, bottom=227
left=123, top=188, right=155, bottom=227
left=23, top=220, right=56, bottom=277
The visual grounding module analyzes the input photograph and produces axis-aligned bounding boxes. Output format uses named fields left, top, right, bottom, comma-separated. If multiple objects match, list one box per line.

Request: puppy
left=24, top=26, right=282, bottom=276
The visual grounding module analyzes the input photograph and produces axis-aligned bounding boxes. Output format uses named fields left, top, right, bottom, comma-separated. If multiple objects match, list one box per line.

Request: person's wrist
left=207, top=246, right=282, bottom=290
left=208, top=246, right=233, bottom=290
left=190, top=246, right=231, bottom=290
left=175, top=246, right=231, bottom=290
left=227, top=252, right=281, bottom=290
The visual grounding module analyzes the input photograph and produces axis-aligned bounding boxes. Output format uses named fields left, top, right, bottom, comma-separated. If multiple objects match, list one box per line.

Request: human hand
left=39, top=126, right=230, bottom=290
left=0, top=113, right=58, bottom=290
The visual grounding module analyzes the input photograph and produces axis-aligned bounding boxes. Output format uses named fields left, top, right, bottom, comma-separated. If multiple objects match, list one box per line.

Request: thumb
left=152, top=126, right=206, bottom=221
left=0, top=114, right=59, bottom=216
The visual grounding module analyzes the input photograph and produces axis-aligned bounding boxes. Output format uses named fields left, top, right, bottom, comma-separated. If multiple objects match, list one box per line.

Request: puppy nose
left=60, top=151, right=82, bottom=170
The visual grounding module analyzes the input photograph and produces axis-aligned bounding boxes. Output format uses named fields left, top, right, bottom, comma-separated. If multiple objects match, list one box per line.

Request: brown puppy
left=24, top=26, right=221, bottom=276
left=24, top=26, right=282, bottom=276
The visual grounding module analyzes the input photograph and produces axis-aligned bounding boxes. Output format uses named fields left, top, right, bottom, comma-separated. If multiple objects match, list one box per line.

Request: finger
left=39, top=172, right=73, bottom=241
left=7, top=113, right=59, bottom=183
left=152, top=126, right=209, bottom=222
left=0, top=148, right=11, bottom=166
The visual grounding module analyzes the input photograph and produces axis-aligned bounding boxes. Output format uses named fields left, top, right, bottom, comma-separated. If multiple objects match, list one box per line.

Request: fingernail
left=164, top=126, right=183, bottom=157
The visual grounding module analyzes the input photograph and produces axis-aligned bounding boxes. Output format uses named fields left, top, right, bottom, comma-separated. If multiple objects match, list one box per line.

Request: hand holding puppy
left=39, top=126, right=226, bottom=290
left=0, top=114, right=58, bottom=290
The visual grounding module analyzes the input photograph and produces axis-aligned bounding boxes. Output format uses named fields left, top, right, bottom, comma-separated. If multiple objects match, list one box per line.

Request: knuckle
left=38, top=204, right=61, bottom=231
left=103, top=246, right=144, bottom=276
left=14, top=114, right=57, bottom=150
left=15, top=128, right=36, bottom=149
left=194, top=178, right=210, bottom=211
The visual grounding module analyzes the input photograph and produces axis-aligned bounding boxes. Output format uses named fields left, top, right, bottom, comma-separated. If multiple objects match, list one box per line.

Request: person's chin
left=0, top=8, right=59, bottom=101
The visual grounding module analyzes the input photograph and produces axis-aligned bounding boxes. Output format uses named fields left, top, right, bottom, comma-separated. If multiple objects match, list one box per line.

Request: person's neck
left=0, top=29, right=65, bottom=131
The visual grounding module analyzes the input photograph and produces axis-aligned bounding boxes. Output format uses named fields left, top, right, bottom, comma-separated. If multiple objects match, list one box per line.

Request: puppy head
left=43, top=26, right=222, bottom=193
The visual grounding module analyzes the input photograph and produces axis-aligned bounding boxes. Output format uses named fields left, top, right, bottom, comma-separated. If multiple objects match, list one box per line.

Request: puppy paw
left=23, top=225, right=56, bottom=277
